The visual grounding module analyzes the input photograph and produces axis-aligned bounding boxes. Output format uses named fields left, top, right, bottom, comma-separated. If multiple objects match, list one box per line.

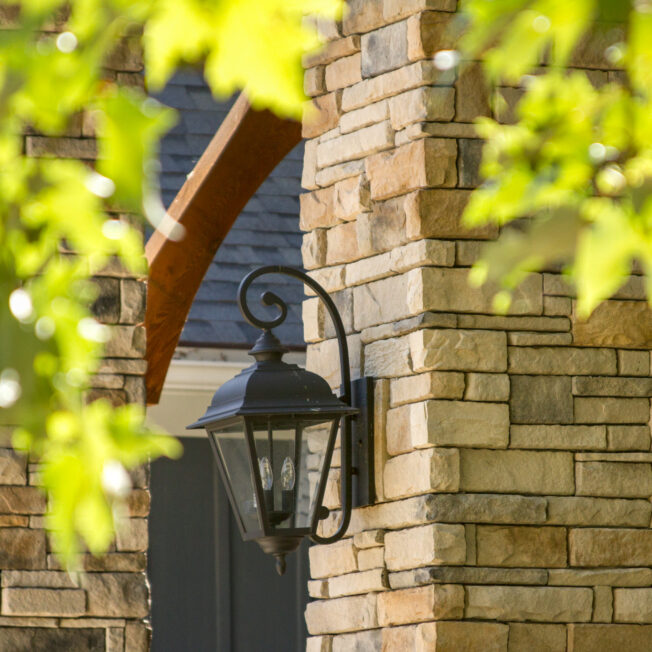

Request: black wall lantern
left=188, top=266, right=374, bottom=574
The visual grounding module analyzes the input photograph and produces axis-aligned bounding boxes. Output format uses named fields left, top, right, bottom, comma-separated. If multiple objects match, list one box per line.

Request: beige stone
left=105, top=325, right=145, bottom=358
left=366, top=139, right=457, bottom=200
left=415, top=621, right=508, bottom=652
left=389, top=566, right=547, bottom=590
left=26, top=136, right=97, bottom=159
left=510, top=374, right=573, bottom=423
left=464, top=373, right=510, bottom=402
left=307, top=636, right=332, bottom=652
left=317, top=121, right=393, bottom=168
left=306, top=35, right=360, bottom=67
left=390, top=372, right=464, bottom=406
left=362, top=313, right=457, bottom=345
left=459, top=450, right=574, bottom=494
left=325, top=54, right=362, bottom=91
left=303, top=92, right=342, bottom=139
left=325, top=222, right=360, bottom=266
left=304, top=66, right=325, bottom=97
left=508, top=346, right=616, bottom=375
left=456, top=61, right=490, bottom=122
left=115, top=517, right=148, bottom=551
left=302, top=138, right=319, bottom=190
left=384, top=524, right=465, bottom=571
left=411, top=268, right=542, bottom=316
left=459, top=314, right=569, bottom=332
left=332, top=630, right=382, bottom=652
left=614, top=589, right=652, bottom=623
left=1, top=588, right=85, bottom=617
left=549, top=568, right=652, bottom=587
left=340, top=100, right=389, bottom=134
left=345, top=495, right=439, bottom=536
left=309, top=580, right=329, bottom=599
left=381, top=626, right=416, bottom=650
left=547, top=496, right=651, bottom=527
left=356, top=199, right=408, bottom=257
left=543, top=296, right=572, bottom=317
left=361, top=20, right=409, bottom=77
left=310, top=540, right=357, bottom=579
left=384, top=448, right=459, bottom=499
left=377, top=585, right=464, bottom=626
left=593, top=586, right=613, bottom=623
left=572, top=376, right=652, bottom=397
left=81, top=573, right=148, bottom=618
left=328, top=569, right=388, bottom=598
left=357, top=547, right=384, bottom=571
left=383, top=0, right=457, bottom=21
left=608, top=425, right=650, bottom=451
left=476, top=526, right=567, bottom=568
left=576, top=461, right=652, bottom=498
left=570, top=528, right=652, bottom=566
left=388, top=87, right=455, bottom=130
left=406, top=11, right=457, bottom=61
left=353, top=274, right=410, bottom=330
left=364, top=336, right=412, bottom=378
left=305, top=594, right=378, bottom=635
left=409, top=329, right=507, bottom=373
left=507, top=624, right=566, bottom=652
left=567, top=624, right=652, bottom=652
left=316, top=160, right=366, bottom=187
left=390, top=239, right=455, bottom=272
left=300, top=186, right=341, bottom=231
left=0, top=487, right=46, bottom=514
left=353, top=529, right=385, bottom=549
left=429, top=493, right=546, bottom=524
left=575, top=397, right=650, bottom=424
left=619, top=349, right=650, bottom=376
left=572, top=300, right=652, bottom=349
left=510, top=425, right=606, bottom=450
left=0, top=450, right=26, bottom=485
left=2, top=571, right=79, bottom=588
left=466, top=585, right=593, bottom=622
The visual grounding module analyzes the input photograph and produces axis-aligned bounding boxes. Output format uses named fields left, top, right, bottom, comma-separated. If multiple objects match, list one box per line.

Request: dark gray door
left=149, top=437, right=309, bottom=652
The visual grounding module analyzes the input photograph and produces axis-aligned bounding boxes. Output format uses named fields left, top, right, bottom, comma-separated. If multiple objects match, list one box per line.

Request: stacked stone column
left=301, top=1, right=652, bottom=650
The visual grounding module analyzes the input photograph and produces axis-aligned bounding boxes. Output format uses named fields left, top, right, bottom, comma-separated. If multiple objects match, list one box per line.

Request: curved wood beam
left=145, top=93, right=302, bottom=404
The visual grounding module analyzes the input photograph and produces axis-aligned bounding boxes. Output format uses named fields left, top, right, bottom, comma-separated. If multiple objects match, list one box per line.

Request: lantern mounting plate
left=351, top=376, right=375, bottom=508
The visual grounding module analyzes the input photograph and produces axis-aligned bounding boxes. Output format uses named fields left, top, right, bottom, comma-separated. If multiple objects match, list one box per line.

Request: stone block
left=0, top=629, right=104, bottom=650
left=119, top=278, right=145, bottom=324
left=307, top=636, right=332, bottom=652
left=377, top=585, right=464, bottom=626
left=105, top=325, right=146, bottom=358
left=362, top=313, right=457, bottom=345
left=572, top=376, right=652, bottom=397
left=388, top=86, right=455, bottom=130
left=2, top=571, right=79, bottom=588
left=340, top=100, right=389, bottom=134
left=508, top=347, right=616, bottom=375
left=547, top=496, right=651, bottom=527
left=317, top=121, right=393, bottom=168
left=567, top=624, right=652, bottom=652
left=406, top=11, right=457, bottom=60
left=412, top=268, right=542, bottom=316
left=416, top=621, right=508, bottom=652
left=305, top=594, right=378, bottom=635
left=0, top=487, right=46, bottom=514
left=302, top=138, right=319, bottom=191
left=507, top=624, right=566, bottom=652
left=0, top=449, right=26, bottom=485
left=409, top=329, right=507, bottom=373
left=81, top=572, right=148, bottom=618
left=510, top=425, right=606, bottom=450
left=353, top=274, right=409, bottom=330
left=576, top=461, right=652, bottom=498
left=464, top=373, right=510, bottom=402
left=459, top=450, right=574, bottom=494
left=510, top=375, right=573, bottom=424
left=325, top=54, right=362, bottom=91
left=326, top=222, right=360, bottom=267
left=459, top=139, right=483, bottom=188
left=389, top=239, right=455, bottom=271
left=575, top=397, right=650, bottom=424
left=302, top=230, right=327, bottom=270
left=384, top=524, right=465, bottom=571
left=353, top=529, right=384, bottom=549
left=476, top=526, right=567, bottom=568
left=303, top=92, right=342, bottom=139
left=456, top=61, right=490, bottom=122
left=460, top=314, right=569, bottom=332
left=91, top=277, right=120, bottom=324
left=366, top=139, right=457, bottom=200
left=356, top=198, right=407, bottom=256
left=364, top=336, right=412, bottom=379
left=570, top=528, right=652, bottom=566
left=332, top=630, right=382, bottom=652
left=345, top=495, right=438, bottom=536
left=390, top=372, right=465, bottom=406
left=508, top=332, right=573, bottom=346
left=309, top=540, right=357, bottom=579
left=544, top=295, right=572, bottom=316
left=383, top=0, right=458, bottom=21
left=361, top=21, right=408, bottom=77
left=428, top=493, right=546, bottom=524
left=384, top=448, right=459, bottom=499
left=305, top=66, right=325, bottom=97
left=115, top=517, right=148, bottom=551
left=619, top=350, right=650, bottom=377
left=381, top=626, right=416, bottom=650
left=2, top=588, right=85, bottom=617
left=466, top=585, right=593, bottom=622
left=26, top=136, right=98, bottom=159
left=549, top=568, right=652, bottom=587
left=608, top=425, right=650, bottom=451
left=614, top=589, right=652, bottom=623
left=593, top=585, right=613, bottom=623
left=572, top=300, right=652, bottom=349
left=357, top=548, right=384, bottom=571
left=328, top=569, right=388, bottom=598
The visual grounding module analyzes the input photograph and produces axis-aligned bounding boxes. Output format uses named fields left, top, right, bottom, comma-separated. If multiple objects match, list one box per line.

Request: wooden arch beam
left=145, top=93, right=302, bottom=404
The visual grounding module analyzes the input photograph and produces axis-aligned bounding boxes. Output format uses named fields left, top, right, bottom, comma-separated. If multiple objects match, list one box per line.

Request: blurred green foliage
left=460, top=0, right=652, bottom=316
left=0, top=0, right=341, bottom=566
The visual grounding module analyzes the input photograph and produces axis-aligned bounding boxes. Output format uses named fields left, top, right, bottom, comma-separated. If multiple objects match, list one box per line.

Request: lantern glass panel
left=250, top=417, right=339, bottom=531
left=209, top=419, right=261, bottom=535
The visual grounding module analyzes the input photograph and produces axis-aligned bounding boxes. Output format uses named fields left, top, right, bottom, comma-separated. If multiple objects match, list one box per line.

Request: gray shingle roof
left=155, top=71, right=305, bottom=349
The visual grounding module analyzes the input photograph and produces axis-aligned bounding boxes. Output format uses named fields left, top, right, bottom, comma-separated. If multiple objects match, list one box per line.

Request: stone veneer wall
left=0, top=26, right=151, bottom=651
left=300, top=2, right=652, bottom=650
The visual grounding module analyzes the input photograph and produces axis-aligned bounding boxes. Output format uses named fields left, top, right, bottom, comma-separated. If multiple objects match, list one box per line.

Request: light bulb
left=280, top=457, right=295, bottom=491
left=259, top=456, right=273, bottom=490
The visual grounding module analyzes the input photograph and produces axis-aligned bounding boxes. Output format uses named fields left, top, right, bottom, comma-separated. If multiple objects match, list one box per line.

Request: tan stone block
left=0, top=487, right=46, bottom=514
left=303, top=92, right=342, bottom=139
left=353, top=274, right=410, bottom=330
left=305, top=594, right=378, bottom=635
left=309, top=579, right=329, bottom=598
left=362, top=313, right=457, bottom=345
left=306, top=35, right=360, bottom=67
left=316, top=160, right=366, bottom=187
left=384, top=524, right=465, bottom=571
left=409, top=329, right=507, bottom=373
left=124, top=623, right=150, bottom=652
left=459, top=314, right=569, bottom=332
left=549, top=568, right=652, bottom=587
left=592, top=586, right=613, bottom=623
left=119, top=279, right=145, bottom=324
left=411, top=268, right=542, bottom=316
left=341, top=61, right=439, bottom=112
left=97, top=358, right=147, bottom=375
left=576, top=461, right=652, bottom=498
left=568, top=624, right=652, bottom=652
left=573, top=376, right=652, bottom=397
left=547, top=496, right=651, bottom=527
left=2, top=571, right=78, bottom=588
left=508, top=347, right=616, bottom=375
left=302, top=138, right=319, bottom=190
left=81, top=573, right=148, bottom=618
left=614, top=588, right=652, bottom=623
left=105, top=325, right=145, bottom=358
left=310, top=540, right=357, bottom=579
left=317, top=121, right=393, bottom=168
left=388, top=87, right=455, bottom=130
left=366, top=139, right=457, bottom=201
left=575, top=397, right=650, bottom=424
left=459, top=450, right=574, bottom=494
left=342, top=0, right=384, bottom=35
left=466, top=585, right=593, bottom=622
left=383, top=0, right=457, bottom=21
left=381, top=625, right=416, bottom=650
left=476, top=526, right=567, bottom=568
left=570, top=528, right=652, bottom=567
left=307, top=635, right=332, bottom=652
left=361, top=20, right=409, bottom=77
left=307, top=266, right=347, bottom=295
left=384, top=448, right=459, bottom=499
left=345, top=253, right=392, bottom=287
left=305, top=66, right=325, bottom=97
left=464, top=373, right=510, bottom=402
left=0, top=449, right=26, bottom=485
left=328, top=569, right=388, bottom=598
left=619, top=349, right=650, bottom=377
left=377, top=585, right=464, bottom=626
left=0, top=515, right=28, bottom=527
left=364, top=336, right=412, bottom=378
left=325, top=53, right=362, bottom=91
left=353, top=529, right=385, bottom=549
left=340, top=100, right=389, bottom=134
left=26, top=136, right=97, bottom=159
left=115, top=517, right=148, bottom=551
left=429, top=493, right=546, bottom=524
left=390, top=372, right=465, bottom=406
left=301, top=187, right=340, bottom=230
left=507, top=624, right=566, bottom=651
left=406, top=11, right=457, bottom=60
left=455, top=61, right=490, bottom=122
left=510, top=425, right=606, bottom=450
left=2, top=588, right=85, bottom=617
left=390, top=239, right=455, bottom=272
left=420, top=621, right=509, bottom=652
left=326, top=222, right=360, bottom=266
left=544, top=295, right=572, bottom=316
left=608, top=425, right=650, bottom=451
left=332, top=630, right=382, bottom=651
left=573, top=300, right=652, bottom=349
left=357, top=547, right=384, bottom=571
left=508, top=331, right=572, bottom=346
